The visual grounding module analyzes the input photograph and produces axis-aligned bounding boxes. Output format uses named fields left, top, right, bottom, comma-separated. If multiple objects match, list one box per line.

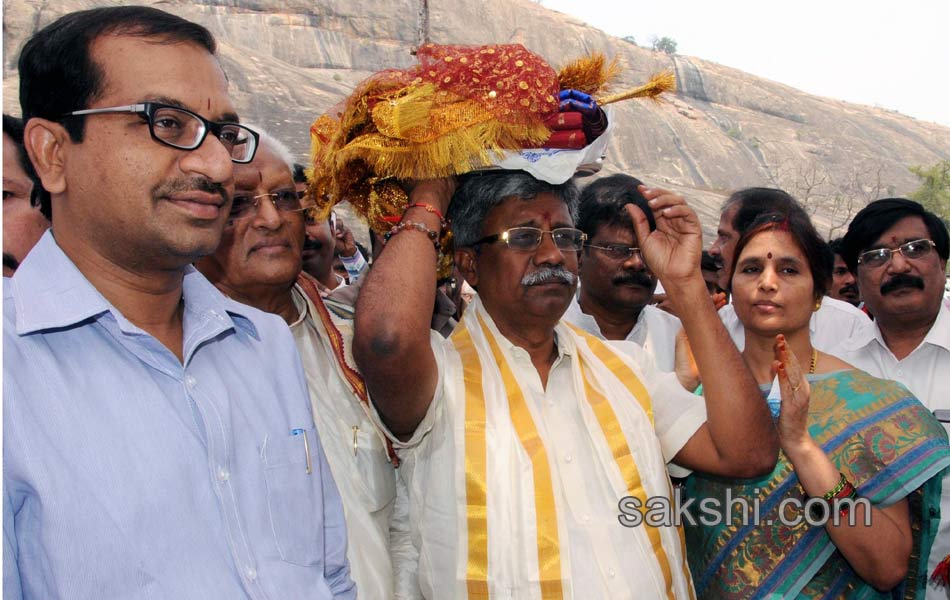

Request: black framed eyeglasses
left=229, top=189, right=306, bottom=220
left=473, top=226, right=587, bottom=251
left=63, top=102, right=259, bottom=163
left=585, top=243, right=642, bottom=261
left=857, top=238, right=936, bottom=268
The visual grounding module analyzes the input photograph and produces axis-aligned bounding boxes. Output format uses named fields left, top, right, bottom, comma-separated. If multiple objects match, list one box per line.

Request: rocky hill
left=5, top=0, right=950, bottom=239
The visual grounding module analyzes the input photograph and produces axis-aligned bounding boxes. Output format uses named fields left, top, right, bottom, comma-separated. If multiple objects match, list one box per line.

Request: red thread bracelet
left=406, top=203, right=448, bottom=228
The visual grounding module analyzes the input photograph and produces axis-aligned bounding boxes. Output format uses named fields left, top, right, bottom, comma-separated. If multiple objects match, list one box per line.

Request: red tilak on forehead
left=207, top=98, right=211, bottom=110
left=540, top=210, right=551, bottom=221
left=767, top=252, right=773, bottom=259
left=258, top=170, right=263, bottom=184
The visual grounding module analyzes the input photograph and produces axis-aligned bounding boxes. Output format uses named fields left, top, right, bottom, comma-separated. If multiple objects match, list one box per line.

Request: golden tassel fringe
left=557, top=53, right=621, bottom=96
left=332, top=120, right=552, bottom=182
left=372, top=83, right=438, bottom=140
left=597, top=70, right=676, bottom=105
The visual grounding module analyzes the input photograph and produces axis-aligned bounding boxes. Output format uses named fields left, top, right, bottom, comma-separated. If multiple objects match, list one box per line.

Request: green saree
left=685, top=369, right=949, bottom=599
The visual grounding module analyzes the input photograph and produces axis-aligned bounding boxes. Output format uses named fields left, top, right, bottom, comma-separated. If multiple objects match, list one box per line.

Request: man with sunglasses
left=565, top=174, right=685, bottom=375
left=839, top=198, right=950, bottom=597
left=354, top=171, right=778, bottom=597
left=4, top=7, right=353, bottom=598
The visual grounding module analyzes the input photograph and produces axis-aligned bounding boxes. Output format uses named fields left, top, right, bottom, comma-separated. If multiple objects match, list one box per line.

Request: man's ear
left=23, top=118, right=69, bottom=195
left=455, top=247, right=478, bottom=287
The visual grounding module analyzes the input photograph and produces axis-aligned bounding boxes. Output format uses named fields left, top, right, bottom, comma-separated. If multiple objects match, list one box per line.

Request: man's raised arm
left=353, top=179, right=456, bottom=439
left=630, top=185, right=779, bottom=477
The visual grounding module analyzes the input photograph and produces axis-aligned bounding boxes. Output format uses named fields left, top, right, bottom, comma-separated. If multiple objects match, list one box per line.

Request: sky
left=541, top=0, right=950, bottom=127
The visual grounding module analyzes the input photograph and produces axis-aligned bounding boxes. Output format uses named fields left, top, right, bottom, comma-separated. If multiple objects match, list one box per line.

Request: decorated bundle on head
left=306, top=43, right=674, bottom=274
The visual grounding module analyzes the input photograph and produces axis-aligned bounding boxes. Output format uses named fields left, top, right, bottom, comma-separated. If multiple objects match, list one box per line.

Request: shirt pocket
left=261, top=426, right=324, bottom=566
left=344, top=417, right=397, bottom=512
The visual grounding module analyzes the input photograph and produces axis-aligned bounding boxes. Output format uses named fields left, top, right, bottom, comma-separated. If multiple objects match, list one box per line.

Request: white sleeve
left=717, top=303, right=745, bottom=350
left=608, top=340, right=707, bottom=477
left=390, top=474, right=423, bottom=599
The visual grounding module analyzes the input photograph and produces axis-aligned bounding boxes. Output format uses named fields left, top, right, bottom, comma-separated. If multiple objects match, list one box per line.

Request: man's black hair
left=292, top=163, right=307, bottom=184
left=576, top=173, right=655, bottom=239
left=3, top=114, right=30, bottom=176
left=19, top=6, right=216, bottom=134
left=827, top=237, right=845, bottom=256
left=728, top=187, right=807, bottom=236
left=17, top=6, right=216, bottom=220
left=3, top=113, right=47, bottom=218
left=840, top=198, right=950, bottom=273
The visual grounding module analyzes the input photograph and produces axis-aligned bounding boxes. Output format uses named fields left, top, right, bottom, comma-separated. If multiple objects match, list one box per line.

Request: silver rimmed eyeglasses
left=473, top=226, right=587, bottom=251
left=228, top=190, right=310, bottom=220
left=857, top=238, right=936, bottom=268
left=63, top=102, right=259, bottom=163
left=585, top=243, right=643, bottom=261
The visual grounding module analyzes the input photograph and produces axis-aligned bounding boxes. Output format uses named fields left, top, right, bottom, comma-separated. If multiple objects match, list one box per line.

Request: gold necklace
left=809, top=348, right=818, bottom=374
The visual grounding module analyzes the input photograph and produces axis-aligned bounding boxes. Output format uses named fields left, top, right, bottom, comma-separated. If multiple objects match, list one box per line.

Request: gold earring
left=813, top=298, right=822, bottom=312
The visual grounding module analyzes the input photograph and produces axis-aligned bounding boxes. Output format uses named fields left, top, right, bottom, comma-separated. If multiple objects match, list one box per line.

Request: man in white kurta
left=355, top=173, right=779, bottom=599
left=290, top=275, right=398, bottom=600
left=564, top=297, right=681, bottom=372
left=392, top=298, right=706, bottom=598
left=196, top=134, right=397, bottom=598
left=565, top=173, right=682, bottom=373
left=835, top=198, right=950, bottom=599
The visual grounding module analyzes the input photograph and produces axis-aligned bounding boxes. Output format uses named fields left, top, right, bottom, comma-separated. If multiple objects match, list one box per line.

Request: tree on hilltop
left=909, top=160, right=950, bottom=224
left=651, top=36, right=678, bottom=55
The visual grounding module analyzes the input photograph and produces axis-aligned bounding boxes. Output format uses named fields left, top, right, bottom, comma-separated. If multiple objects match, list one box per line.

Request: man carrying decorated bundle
left=309, top=42, right=780, bottom=598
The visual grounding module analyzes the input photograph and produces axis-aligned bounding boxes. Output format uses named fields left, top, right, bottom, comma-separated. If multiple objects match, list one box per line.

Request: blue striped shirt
left=3, top=232, right=354, bottom=599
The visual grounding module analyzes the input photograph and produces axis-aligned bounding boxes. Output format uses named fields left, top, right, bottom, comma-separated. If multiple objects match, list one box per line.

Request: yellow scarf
left=450, top=302, right=693, bottom=599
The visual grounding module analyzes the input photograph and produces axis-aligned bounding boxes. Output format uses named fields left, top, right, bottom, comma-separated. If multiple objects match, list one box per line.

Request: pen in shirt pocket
left=291, top=428, right=313, bottom=474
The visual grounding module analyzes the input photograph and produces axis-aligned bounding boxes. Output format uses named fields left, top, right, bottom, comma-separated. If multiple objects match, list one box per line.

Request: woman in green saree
left=685, top=212, right=949, bottom=599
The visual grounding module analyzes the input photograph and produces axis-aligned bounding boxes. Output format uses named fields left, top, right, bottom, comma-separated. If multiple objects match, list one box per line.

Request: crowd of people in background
left=3, top=6, right=949, bottom=600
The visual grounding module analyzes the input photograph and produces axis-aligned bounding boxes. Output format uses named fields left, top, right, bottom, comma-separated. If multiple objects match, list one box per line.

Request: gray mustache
left=521, top=266, right=576, bottom=286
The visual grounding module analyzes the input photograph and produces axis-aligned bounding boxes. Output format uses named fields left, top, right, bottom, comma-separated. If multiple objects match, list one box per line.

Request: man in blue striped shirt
left=3, top=7, right=354, bottom=599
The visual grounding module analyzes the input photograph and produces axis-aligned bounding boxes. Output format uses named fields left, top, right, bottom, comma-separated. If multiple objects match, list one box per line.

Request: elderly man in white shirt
left=708, top=187, right=872, bottom=352
left=835, top=198, right=950, bottom=598
left=354, top=172, right=779, bottom=598
left=563, top=174, right=683, bottom=375
left=196, top=132, right=397, bottom=599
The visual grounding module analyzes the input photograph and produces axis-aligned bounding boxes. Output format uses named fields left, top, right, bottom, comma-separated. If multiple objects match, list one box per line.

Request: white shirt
left=290, top=287, right=398, bottom=600
left=389, top=309, right=707, bottom=599
left=837, top=303, right=950, bottom=599
left=719, top=295, right=873, bottom=354
left=563, top=297, right=682, bottom=373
